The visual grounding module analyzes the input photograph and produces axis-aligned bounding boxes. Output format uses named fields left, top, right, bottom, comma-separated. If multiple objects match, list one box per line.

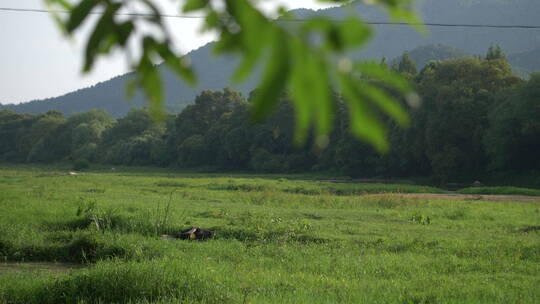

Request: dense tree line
left=1, top=49, right=538, bottom=184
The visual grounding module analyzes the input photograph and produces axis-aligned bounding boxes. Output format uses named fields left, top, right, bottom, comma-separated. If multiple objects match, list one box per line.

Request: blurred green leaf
left=290, top=43, right=333, bottom=144
left=152, top=39, right=196, bottom=85
left=182, top=0, right=208, bottom=12
left=66, top=0, right=100, bottom=33
left=165, top=54, right=196, bottom=85
left=389, top=8, right=426, bottom=33
left=289, top=42, right=315, bottom=143
left=339, top=74, right=389, bottom=152
left=251, top=32, right=290, bottom=121
left=140, top=0, right=162, bottom=23
left=225, top=0, right=272, bottom=82
left=360, top=84, right=410, bottom=126
left=202, top=11, right=219, bottom=30
left=357, top=62, right=411, bottom=93
left=125, top=78, right=137, bottom=100
left=45, top=0, right=72, bottom=33
left=116, top=21, right=134, bottom=46
left=83, top=4, right=121, bottom=71
left=137, top=51, right=164, bottom=121
left=339, top=16, right=372, bottom=48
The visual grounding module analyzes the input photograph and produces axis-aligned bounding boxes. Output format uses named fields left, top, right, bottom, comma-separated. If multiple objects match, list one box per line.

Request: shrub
left=250, top=148, right=288, bottom=173
left=72, top=158, right=90, bottom=171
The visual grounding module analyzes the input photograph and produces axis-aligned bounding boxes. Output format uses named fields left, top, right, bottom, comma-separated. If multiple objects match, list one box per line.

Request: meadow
left=0, top=165, right=539, bottom=303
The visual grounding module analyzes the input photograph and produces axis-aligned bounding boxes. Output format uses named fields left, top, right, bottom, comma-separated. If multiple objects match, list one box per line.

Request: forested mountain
left=0, top=45, right=248, bottom=118
left=2, top=55, right=538, bottom=185
left=2, top=0, right=539, bottom=116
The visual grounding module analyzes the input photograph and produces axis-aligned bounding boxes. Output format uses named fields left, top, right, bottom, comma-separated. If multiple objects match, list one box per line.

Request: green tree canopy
left=397, top=51, right=418, bottom=75
left=413, top=55, right=521, bottom=181
left=486, top=45, right=506, bottom=61
left=484, top=73, right=540, bottom=172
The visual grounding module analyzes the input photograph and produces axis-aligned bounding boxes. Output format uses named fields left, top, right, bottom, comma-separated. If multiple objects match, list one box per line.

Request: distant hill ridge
left=2, top=0, right=539, bottom=117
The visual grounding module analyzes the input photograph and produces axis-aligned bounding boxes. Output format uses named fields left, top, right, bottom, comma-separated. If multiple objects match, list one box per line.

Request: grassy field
left=1, top=166, right=539, bottom=303
left=456, top=186, right=540, bottom=196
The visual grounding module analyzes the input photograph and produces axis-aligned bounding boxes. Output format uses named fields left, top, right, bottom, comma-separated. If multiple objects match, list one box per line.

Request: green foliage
left=396, top=51, right=418, bottom=75
left=31, top=110, right=113, bottom=162
left=411, top=56, right=522, bottom=181
left=0, top=110, right=65, bottom=162
left=486, top=45, right=506, bottom=61
left=72, top=158, right=90, bottom=171
left=250, top=148, right=288, bottom=173
left=101, top=108, right=166, bottom=165
left=178, top=135, right=206, bottom=167
left=45, top=0, right=419, bottom=152
left=484, top=73, right=540, bottom=172
left=409, top=213, right=431, bottom=225
left=76, top=197, right=118, bottom=232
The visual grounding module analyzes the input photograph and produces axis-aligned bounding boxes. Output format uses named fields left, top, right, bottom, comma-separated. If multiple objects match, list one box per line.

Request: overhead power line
left=0, top=7, right=203, bottom=19
left=1, top=7, right=540, bottom=29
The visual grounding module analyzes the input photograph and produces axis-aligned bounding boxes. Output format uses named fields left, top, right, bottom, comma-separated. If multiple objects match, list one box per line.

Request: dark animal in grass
left=179, top=227, right=214, bottom=240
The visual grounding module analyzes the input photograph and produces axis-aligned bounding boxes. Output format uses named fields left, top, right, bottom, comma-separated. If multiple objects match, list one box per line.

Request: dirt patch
left=366, top=193, right=540, bottom=203
left=0, top=262, right=84, bottom=274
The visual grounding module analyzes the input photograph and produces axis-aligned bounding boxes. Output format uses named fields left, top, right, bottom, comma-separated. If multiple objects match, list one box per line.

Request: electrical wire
left=1, top=7, right=540, bottom=29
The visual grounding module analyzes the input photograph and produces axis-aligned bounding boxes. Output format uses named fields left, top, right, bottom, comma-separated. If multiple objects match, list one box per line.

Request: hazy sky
left=0, top=0, right=335, bottom=105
